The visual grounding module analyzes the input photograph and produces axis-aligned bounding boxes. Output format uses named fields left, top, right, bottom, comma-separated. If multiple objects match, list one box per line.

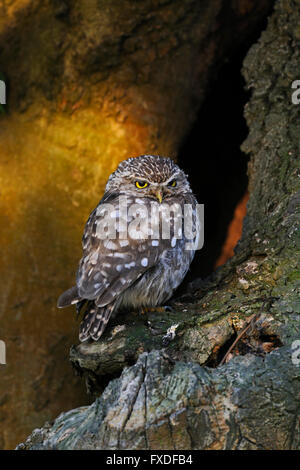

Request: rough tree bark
left=16, top=0, right=300, bottom=450
left=0, top=0, right=273, bottom=449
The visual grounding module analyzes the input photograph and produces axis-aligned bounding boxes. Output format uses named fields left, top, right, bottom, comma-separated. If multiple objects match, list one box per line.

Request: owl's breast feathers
left=76, top=193, right=169, bottom=307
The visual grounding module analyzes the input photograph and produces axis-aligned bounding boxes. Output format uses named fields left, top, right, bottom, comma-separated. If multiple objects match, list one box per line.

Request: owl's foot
left=140, top=305, right=173, bottom=315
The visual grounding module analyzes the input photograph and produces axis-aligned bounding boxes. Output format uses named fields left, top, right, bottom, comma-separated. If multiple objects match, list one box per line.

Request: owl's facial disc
left=106, top=155, right=192, bottom=198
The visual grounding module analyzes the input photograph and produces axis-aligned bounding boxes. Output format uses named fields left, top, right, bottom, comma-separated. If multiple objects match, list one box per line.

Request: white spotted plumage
left=57, top=155, right=198, bottom=342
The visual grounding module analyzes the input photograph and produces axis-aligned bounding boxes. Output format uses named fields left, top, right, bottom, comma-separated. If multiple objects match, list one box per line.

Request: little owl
left=58, top=155, right=199, bottom=342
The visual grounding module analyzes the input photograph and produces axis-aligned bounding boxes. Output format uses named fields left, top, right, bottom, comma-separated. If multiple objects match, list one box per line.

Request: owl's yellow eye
left=135, top=180, right=149, bottom=189
left=169, top=179, right=177, bottom=187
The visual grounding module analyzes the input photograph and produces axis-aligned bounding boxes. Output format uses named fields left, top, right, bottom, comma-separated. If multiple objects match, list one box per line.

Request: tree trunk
left=0, top=0, right=273, bottom=449
left=14, top=0, right=300, bottom=450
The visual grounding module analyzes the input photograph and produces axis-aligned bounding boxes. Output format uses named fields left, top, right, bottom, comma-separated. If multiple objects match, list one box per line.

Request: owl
left=57, top=155, right=199, bottom=342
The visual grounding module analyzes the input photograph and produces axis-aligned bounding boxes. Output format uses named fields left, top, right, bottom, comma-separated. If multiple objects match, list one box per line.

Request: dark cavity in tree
left=177, top=19, right=270, bottom=283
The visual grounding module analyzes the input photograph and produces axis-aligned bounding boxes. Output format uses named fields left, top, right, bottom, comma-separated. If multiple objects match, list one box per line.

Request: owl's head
left=106, top=155, right=192, bottom=202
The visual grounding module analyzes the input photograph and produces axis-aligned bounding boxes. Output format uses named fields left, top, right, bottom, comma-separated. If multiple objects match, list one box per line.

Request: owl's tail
left=58, top=286, right=113, bottom=341
left=79, top=303, right=114, bottom=342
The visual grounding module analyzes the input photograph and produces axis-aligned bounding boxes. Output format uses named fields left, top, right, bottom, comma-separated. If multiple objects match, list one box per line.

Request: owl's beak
left=155, top=189, right=163, bottom=204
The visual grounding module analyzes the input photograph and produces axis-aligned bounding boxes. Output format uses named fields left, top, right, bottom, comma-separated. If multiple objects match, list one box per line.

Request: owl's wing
left=76, top=193, right=169, bottom=307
